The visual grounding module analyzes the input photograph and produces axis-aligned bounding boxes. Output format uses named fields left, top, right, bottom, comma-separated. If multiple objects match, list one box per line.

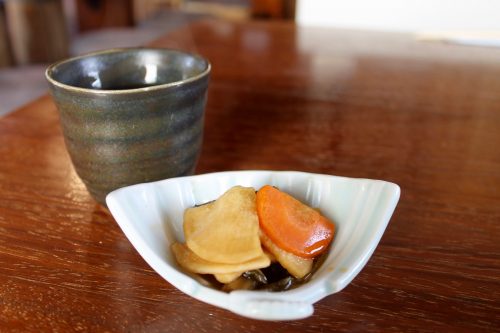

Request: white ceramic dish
left=106, top=170, right=400, bottom=321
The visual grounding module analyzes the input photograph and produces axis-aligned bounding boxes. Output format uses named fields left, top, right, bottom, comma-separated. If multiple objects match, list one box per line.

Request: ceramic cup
left=46, top=48, right=210, bottom=205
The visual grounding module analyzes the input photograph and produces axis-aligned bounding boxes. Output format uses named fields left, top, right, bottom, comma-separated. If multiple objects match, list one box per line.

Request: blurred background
left=0, top=0, right=498, bottom=117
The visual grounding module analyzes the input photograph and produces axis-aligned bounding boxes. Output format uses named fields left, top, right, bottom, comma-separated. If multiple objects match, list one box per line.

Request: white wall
left=296, top=0, right=500, bottom=32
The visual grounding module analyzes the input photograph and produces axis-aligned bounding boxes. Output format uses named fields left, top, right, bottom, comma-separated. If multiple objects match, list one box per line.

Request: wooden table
left=1, top=19, right=499, bottom=332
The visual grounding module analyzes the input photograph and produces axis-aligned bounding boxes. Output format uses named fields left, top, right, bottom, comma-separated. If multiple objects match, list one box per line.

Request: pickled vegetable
left=171, top=185, right=335, bottom=292
left=171, top=243, right=270, bottom=275
left=260, top=231, right=313, bottom=279
left=184, top=186, right=263, bottom=264
left=256, top=185, right=335, bottom=258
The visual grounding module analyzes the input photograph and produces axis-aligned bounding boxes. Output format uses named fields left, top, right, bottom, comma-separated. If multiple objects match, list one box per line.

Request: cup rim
left=45, top=47, right=211, bottom=95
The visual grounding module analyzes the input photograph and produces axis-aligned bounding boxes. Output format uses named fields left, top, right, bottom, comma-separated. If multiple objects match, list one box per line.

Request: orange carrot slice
left=256, top=185, right=335, bottom=259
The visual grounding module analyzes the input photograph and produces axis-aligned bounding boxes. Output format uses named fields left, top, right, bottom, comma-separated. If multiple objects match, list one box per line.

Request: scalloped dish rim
left=106, top=170, right=400, bottom=321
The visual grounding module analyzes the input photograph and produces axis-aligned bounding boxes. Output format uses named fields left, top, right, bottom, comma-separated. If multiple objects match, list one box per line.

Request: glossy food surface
left=256, top=185, right=334, bottom=258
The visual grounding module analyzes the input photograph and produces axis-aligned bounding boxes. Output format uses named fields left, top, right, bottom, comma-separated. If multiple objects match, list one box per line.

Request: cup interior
left=46, top=48, right=209, bottom=91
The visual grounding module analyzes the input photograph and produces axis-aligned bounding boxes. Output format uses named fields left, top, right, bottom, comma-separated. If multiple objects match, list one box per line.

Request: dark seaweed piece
left=195, top=274, right=224, bottom=289
left=222, top=277, right=257, bottom=292
left=260, top=262, right=291, bottom=284
left=243, top=270, right=268, bottom=284
left=259, top=276, right=295, bottom=291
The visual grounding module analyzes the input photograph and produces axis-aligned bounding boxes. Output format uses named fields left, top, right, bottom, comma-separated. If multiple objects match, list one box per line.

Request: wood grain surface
left=0, top=19, right=499, bottom=332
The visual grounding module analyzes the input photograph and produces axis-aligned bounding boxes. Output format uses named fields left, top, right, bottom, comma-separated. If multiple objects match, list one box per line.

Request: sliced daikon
left=214, top=271, right=242, bottom=284
left=260, top=231, right=313, bottom=279
left=184, top=186, right=263, bottom=264
left=171, top=242, right=270, bottom=275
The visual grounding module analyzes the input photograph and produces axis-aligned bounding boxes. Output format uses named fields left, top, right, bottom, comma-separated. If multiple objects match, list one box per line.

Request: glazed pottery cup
left=46, top=48, right=210, bottom=205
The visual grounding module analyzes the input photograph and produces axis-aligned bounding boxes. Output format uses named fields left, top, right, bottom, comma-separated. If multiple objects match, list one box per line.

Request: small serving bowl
left=106, top=170, right=400, bottom=320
